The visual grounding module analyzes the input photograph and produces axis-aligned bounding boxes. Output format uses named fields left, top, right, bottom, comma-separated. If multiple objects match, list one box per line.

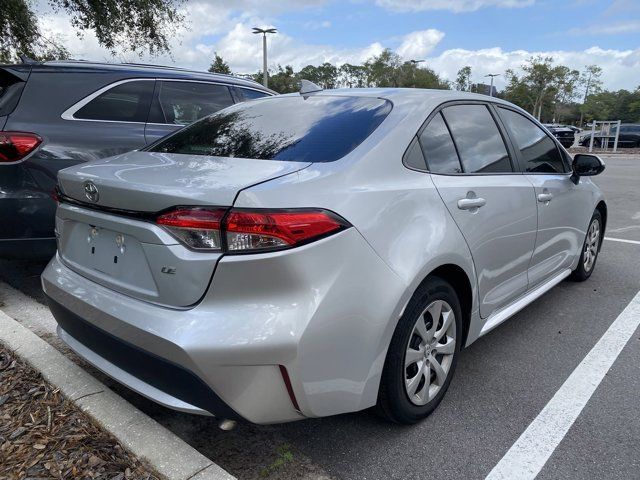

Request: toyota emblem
left=84, top=181, right=99, bottom=203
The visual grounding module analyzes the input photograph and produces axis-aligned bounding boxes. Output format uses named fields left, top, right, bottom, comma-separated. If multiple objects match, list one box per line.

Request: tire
left=592, top=138, right=601, bottom=148
left=377, top=277, right=462, bottom=424
left=570, top=210, right=602, bottom=282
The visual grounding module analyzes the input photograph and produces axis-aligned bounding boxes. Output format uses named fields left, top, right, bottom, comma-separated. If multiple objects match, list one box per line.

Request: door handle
left=457, top=197, right=486, bottom=210
left=537, top=193, right=553, bottom=203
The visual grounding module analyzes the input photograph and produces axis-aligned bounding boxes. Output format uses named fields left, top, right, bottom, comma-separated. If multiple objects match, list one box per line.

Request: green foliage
left=582, top=88, right=640, bottom=123
left=1, top=0, right=184, bottom=63
left=260, top=444, right=294, bottom=478
left=455, top=66, right=472, bottom=91
left=208, top=53, right=232, bottom=74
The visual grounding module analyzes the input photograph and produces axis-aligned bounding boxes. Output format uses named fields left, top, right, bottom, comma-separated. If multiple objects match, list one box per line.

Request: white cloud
left=397, top=29, right=445, bottom=59
left=423, top=46, right=640, bottom=91
left=375, top=0, right=534, bottom=13
left=35, top=2, right=640, bottom=91
left=569, top=20, right=640, bottom=36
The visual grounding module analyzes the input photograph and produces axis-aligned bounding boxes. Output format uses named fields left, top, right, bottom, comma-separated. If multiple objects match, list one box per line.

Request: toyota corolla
left=42, top=87, right=606, bottom=425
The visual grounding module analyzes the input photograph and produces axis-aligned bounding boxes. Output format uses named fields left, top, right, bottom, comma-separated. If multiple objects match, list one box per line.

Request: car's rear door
left=425, top=103, right=537, bottom=318
left=144, top=80, right=235, bottom=143
left=495, top=106, right=587, bottom=287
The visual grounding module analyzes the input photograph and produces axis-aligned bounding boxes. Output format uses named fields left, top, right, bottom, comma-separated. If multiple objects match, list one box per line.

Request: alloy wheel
left=583, top=218, right=600, bottom=272
left=404, top=300, right=456, bottom=406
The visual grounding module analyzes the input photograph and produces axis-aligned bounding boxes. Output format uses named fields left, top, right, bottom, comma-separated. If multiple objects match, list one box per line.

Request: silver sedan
left=42, top=88, right=606, bottom=425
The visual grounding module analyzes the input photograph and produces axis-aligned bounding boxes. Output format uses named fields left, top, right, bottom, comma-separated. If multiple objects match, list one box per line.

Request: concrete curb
left=0, top=309, right=235, bottom=480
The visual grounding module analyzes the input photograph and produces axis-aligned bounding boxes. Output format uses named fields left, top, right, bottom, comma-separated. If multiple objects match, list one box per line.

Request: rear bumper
left=42, top=227, right=407, bottom=423
left=47, top=295, right=237, bottom=418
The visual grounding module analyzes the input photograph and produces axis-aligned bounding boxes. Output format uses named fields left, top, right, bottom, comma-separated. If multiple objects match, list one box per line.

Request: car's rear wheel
left=377, top=277, right=462, bottom=424
left=570, top=210, right=602, bottom=281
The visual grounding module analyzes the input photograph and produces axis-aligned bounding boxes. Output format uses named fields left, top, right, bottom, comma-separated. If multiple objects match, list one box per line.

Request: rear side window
left=149, top=96, right=392, bottom=163
left=442, top=104, right=512, bottom=173
left=236, top=87, right=270, bottom=102
left=0, top=69, right=26, bottom=117
left=498, top=107, right=567, bottom=173
left=149, top=81, right=234, bottom=125
left=74, top=80, right=154, bottom=122
left=418, top=112, right=462, bottom=174
left=403, top=137, right=427, bottom=170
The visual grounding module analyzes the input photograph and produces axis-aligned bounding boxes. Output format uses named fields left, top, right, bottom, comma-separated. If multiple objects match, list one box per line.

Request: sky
left=36, top=0, right=640, bottom=91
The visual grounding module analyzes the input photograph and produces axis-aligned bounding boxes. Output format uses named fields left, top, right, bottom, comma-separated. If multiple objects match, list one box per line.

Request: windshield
left=148, top=95, right=392, bottom=163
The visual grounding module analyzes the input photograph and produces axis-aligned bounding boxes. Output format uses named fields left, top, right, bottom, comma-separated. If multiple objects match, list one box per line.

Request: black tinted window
left=442, top=105, right=512, bottom=173
left=75, top=81, right=153, bottom=122
left=149, top=96, right=392, bottom=162
left=419, top=112, right=461, bottom=174
left=498, top=108, right=566, bottom=173
left=403, top=137, right=427, bottom=170
left=236, top=87, right=270, bottom=102
left=151, top=81, right=234, bottom=125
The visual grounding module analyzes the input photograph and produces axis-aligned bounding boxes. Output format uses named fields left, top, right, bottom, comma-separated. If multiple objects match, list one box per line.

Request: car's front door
left=144, top=80, right=236, bottom=143
left=423, top=104, right=538, bottom=318
left=496, top=106, right=588, bottom=287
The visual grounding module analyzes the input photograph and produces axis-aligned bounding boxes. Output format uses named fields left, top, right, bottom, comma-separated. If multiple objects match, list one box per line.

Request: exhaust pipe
left=218, top=419, right=237, bottom=431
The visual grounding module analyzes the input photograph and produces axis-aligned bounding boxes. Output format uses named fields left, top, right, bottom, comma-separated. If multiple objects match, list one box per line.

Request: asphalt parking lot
left=1, top=154, right=639, bottom=480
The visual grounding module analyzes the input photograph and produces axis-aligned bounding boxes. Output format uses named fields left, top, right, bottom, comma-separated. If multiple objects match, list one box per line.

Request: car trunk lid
left=56, top=151, right=310, bottom=307
left=57, top=150, right=311, bottom=211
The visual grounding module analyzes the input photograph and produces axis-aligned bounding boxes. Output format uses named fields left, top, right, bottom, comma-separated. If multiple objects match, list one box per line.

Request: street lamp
left=252, top=27, right=277, bottom=88
left=409, top=59, right=425, bottom=66
left=484, top=73, right=500, bottom=97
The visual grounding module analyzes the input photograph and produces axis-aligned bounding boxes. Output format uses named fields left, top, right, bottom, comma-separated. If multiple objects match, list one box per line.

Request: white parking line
left=605, top=236, right=640, bottom=245
left=485, top=290, right=640, bottom=480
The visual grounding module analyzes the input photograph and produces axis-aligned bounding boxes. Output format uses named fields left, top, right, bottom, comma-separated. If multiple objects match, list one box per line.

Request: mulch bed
left=0, top=346, right=160, bottom=480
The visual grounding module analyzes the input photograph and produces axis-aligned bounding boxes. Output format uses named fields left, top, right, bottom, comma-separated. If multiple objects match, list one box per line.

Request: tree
left=338, top=63, right=368, bottom=88
left=298, top=63, right=338, bottom=89
left=208, top=53, right=232, bottom=75
left=256, top=65, right=299, bottom=94
left=578, top=65, right=603, bottom=126
left=364, top=49, right=405, bottom=87
left=1, top=0, right=184, bottom=63
left=455, top=66, right=472, bottom=91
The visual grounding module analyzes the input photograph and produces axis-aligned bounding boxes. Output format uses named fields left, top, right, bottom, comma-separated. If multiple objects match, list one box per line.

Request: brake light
left=225, top=210, right=347, bottom=252
left=0, top=132, right=42, bottom=163
left=156, top=207, right=349, bottom=253
left=156, top=207, right=226, bottom=250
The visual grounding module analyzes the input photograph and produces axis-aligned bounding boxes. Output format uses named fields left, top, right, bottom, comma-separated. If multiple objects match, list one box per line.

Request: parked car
left=0, top=60, right=274, bottom=259
left=543, top=123, right=575, bottom=148
left=42, top=88, right=606, bottom=425
left=579, top=123, right=640, bottom=148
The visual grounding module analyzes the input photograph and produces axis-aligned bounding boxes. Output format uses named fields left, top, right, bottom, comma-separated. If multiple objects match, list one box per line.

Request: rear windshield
left=148, top=95, right=392, bottom=162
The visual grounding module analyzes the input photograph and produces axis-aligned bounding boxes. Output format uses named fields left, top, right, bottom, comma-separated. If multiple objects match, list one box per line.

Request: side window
left=498, top=107, right=567, bottom=174
left=403, top=137, right=427, bottom=170
left=418, top=112, right=462, bottom=174
left=151, top=81, right=234, bottom=125
left=236, top=87, right=270, bottom=102
left=74, top=80, right=154, bottom=122
left=442, top=104, right=512, bottom=173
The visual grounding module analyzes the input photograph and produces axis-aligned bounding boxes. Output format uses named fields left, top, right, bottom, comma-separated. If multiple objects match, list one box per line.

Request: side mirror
left=571, top=154, right=605, bottom=184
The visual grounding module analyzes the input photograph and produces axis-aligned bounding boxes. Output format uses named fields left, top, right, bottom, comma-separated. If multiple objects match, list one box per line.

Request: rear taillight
left=157, top=207, right=226, bottom=250
left=0, top=132, right=42, bottom=163
left=156, top=207, right=349, bottom=253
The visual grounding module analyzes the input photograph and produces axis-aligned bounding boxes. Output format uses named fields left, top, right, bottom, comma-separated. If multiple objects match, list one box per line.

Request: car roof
left=279, top=87, right=522, bottom=117
left=3, top=59, right=273, bottom=92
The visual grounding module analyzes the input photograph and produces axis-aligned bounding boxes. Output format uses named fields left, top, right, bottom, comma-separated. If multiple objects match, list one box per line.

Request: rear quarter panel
left=233, top=109, right=478, bottom=411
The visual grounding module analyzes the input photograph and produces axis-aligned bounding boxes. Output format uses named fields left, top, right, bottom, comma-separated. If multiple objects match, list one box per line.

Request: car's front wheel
left=377, top=277, right=462, bottom=424
left=570, top=210, right=602, bottom=281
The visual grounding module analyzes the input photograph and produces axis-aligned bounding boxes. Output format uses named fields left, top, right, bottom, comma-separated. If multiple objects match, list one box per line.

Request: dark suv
left=0, top=61, right=273, bottom=258
left=579, top=123, right=640, bottom=148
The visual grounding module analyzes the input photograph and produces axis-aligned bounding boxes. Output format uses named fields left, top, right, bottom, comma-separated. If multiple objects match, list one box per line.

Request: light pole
left=408, top=60, right=424, bottom=86
left=252, top=27, right=277, bottom=88
left=484, top=73, right=500, bottom=97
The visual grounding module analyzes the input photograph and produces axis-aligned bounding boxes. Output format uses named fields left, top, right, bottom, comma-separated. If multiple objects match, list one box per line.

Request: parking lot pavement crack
left=73, top=389, right=105, bottom=402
